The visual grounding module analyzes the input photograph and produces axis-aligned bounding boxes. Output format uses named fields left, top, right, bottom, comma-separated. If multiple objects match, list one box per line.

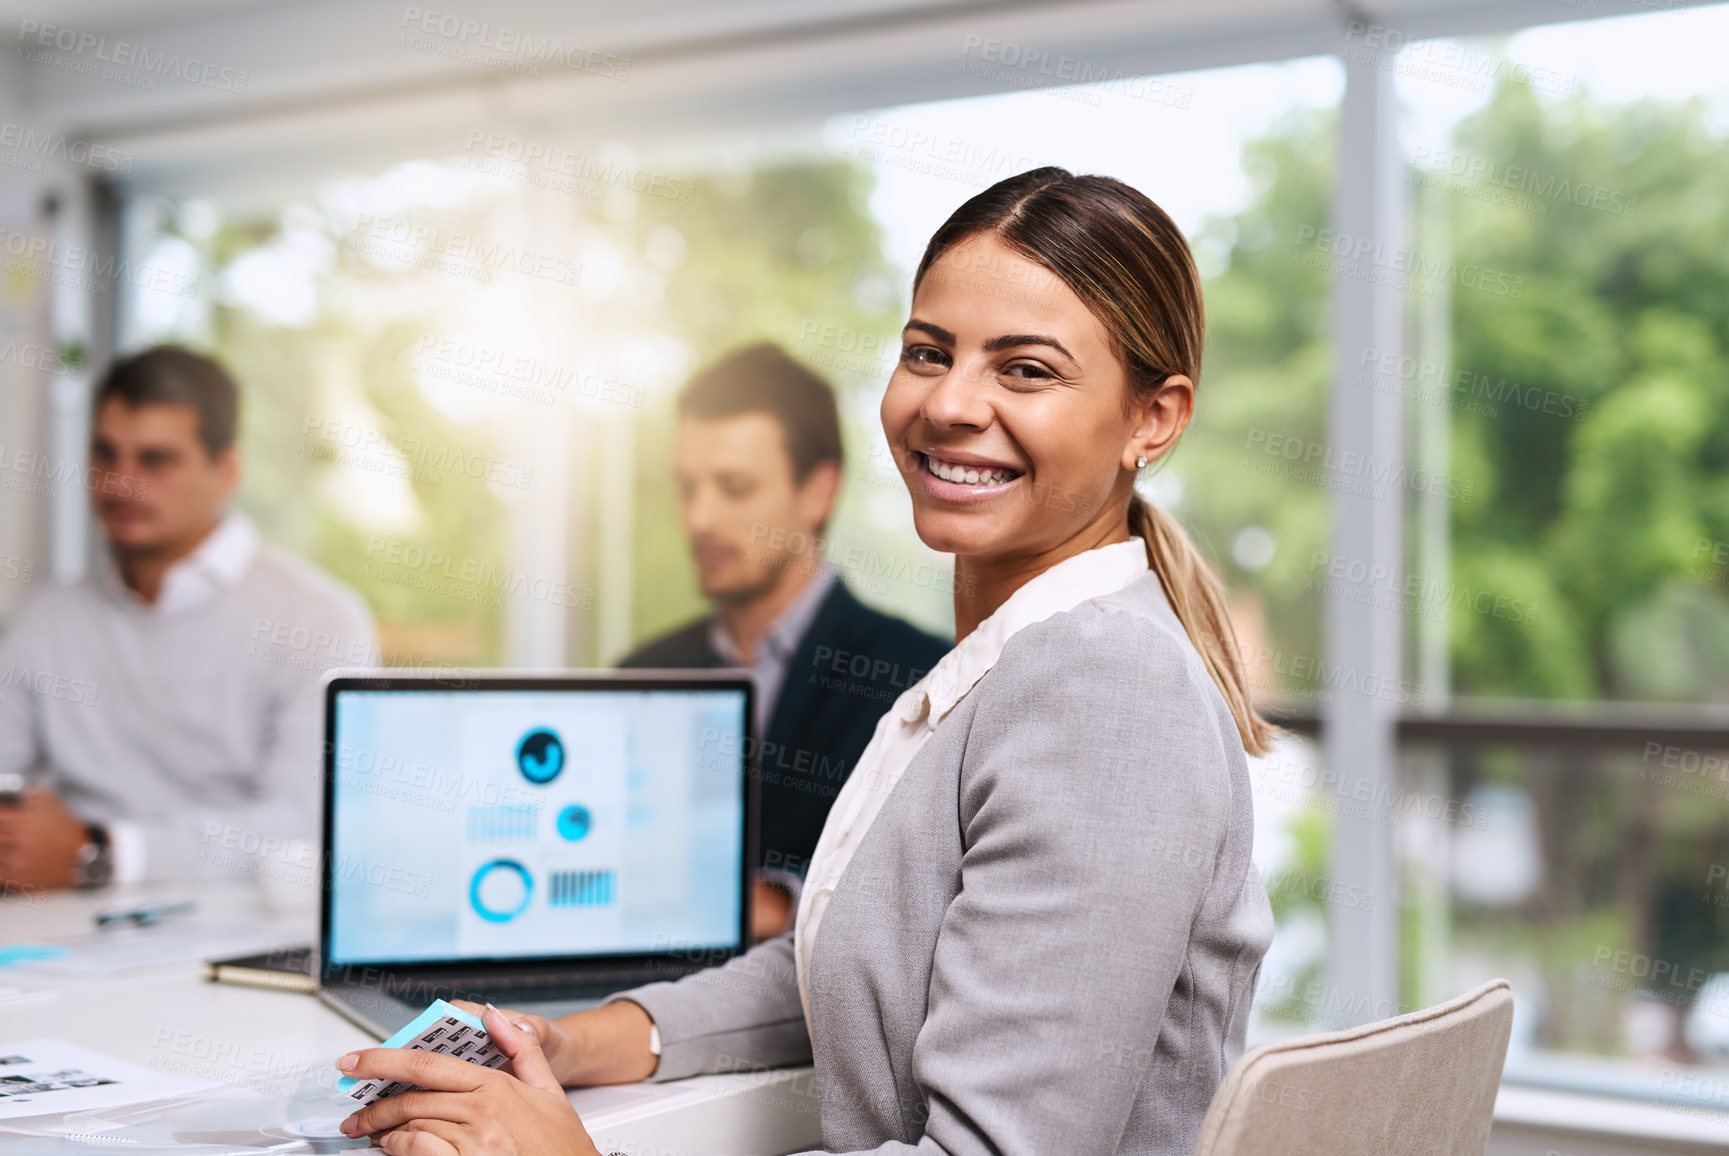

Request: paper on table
left=61, top=1081, right=369, bottom=1151
left=7, top=925, right=298, bottom=976
left=63, top=1055, right=371, bottom=1150
left=0, top=1039, right=218, bottom=1121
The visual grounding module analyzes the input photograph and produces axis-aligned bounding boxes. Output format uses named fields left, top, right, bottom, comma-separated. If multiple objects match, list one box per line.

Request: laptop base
left=319, top=981, right=614, bottom=1039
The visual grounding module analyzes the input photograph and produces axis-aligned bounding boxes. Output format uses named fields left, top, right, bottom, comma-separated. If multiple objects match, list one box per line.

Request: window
left=1385, top=5, right=1729, bottom=1107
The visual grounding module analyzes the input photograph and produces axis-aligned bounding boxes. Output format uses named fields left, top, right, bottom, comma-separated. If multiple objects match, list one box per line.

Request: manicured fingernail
left=484, top=1002, right=499, bottom=1012
left=515, top=1021, right=534, bottom=1034
left=336, top=1052, right=358, bottom=1071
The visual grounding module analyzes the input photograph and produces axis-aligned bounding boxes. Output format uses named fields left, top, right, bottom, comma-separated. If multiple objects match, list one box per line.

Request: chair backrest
left=1192, top=979, right=1514, bottom=1156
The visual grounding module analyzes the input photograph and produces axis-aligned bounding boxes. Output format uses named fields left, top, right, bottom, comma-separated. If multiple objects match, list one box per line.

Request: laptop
left=316, top=671, right=756, bottom=1038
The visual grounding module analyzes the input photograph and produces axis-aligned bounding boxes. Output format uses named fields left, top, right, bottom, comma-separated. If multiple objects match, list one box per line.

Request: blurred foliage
left=200, top=200, right=513, bottom=667
left=1185, top=82, right=1729, bottom=709
left=1182, top=111, right=1335, bottom=680
left=1449, top=85, right=1729, bottom=702
left=1259, top=800, right=1333, bottom=1026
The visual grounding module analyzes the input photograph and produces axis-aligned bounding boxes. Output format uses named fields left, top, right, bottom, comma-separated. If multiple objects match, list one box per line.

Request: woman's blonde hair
left=913, top=167, right=1275, bottom=756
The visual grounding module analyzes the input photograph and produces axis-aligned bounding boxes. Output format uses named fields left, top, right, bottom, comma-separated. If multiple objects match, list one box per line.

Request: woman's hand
left=336, top=1006, right=602, bottom=1156
left=448, top=998, right=661, bottom=1087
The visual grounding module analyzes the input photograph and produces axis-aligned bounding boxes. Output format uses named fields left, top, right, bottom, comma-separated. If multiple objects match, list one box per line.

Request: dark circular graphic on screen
left=556, top=804, right=592, bottom=841
left=516, top=727, right=564, bottom=785
left=470, top=859, right=533, bottom=922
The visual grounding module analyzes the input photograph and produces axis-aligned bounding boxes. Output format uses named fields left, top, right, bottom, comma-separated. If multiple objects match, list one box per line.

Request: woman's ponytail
left=1129, top=494, right=1275, bottom=757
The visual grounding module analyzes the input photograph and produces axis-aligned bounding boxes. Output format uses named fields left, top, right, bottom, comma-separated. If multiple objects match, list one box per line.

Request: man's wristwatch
left=74, top=823, right=115, bottom=890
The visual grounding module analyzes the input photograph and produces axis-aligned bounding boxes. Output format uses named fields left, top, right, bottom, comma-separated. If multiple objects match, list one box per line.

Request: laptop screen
left=324, top=681, right=749, bottom=968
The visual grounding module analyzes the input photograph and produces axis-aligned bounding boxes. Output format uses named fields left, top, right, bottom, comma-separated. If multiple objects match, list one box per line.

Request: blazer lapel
left=766, top=579, right=861, bottom=746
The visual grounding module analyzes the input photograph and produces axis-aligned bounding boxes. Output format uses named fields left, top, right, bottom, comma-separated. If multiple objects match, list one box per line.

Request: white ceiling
left=2, top=0, right=1700, bottom=196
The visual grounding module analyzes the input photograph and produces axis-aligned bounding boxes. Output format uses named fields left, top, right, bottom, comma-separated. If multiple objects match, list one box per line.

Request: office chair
left=1193, top=978, right=1514, bottom=1156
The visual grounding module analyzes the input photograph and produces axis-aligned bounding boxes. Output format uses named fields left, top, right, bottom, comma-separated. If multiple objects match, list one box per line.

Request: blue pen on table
left=94, top=899, right=198, bottom=928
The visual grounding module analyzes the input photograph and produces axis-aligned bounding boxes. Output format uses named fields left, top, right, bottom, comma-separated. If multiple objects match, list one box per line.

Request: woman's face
left=881, top=232, right=1155, bottom=562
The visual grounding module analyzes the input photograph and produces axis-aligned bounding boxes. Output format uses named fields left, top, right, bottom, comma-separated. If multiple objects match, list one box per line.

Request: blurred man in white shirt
left=0, top=346, right=375, bottom=893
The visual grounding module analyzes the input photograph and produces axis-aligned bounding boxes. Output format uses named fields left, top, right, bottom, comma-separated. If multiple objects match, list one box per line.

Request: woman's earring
left=1135, top=455, right=1148, bottom=470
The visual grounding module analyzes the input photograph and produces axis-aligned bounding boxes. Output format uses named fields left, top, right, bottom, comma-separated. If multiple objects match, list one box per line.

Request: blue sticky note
left=0, top=945, right=66, bottom=967
left=339, top=999, right=504, bottom=1102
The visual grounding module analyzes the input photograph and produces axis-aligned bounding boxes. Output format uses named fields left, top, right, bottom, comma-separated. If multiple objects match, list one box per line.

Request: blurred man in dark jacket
left=622, top=343, right=948, bottom=938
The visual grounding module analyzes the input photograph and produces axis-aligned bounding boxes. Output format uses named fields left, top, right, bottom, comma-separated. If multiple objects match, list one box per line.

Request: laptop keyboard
left=433, top=967, right=697, bottom=1003
left=464, top=984, right=613, bottom=1004
left=474, top=968, right=653, bottom=989
left=323, top=963, right=712, bottom=1017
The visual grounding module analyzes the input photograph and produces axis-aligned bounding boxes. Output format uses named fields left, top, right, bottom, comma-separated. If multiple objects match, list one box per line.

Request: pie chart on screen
left=557, top=804, right=592, bottom=841
left=516, top=728, right=564, bottom=785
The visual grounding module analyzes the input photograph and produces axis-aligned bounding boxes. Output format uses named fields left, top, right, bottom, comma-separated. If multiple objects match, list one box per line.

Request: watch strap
left=75, top=822, right=114, bottom=890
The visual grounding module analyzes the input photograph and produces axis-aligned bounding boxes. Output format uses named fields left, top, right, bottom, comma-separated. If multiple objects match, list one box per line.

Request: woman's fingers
left=482, top=1003, right=552, bottom=1047
left=336, top=1046, right=496, bottom=1093
left=480, top=1005, right=563, bottom=1094
left=341, top=1089, right=480, bottom=1138
left=378, top=1120, right=462, bottom=1156
left=452, top=999, right=534, bottom=1026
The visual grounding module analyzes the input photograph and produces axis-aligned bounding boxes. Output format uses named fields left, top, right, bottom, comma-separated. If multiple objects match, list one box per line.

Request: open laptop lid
left=318, top=671, right=755, bottom=984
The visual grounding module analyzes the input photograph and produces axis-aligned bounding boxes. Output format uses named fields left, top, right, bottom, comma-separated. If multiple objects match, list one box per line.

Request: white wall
left=0, top=49, right=57, bottom=624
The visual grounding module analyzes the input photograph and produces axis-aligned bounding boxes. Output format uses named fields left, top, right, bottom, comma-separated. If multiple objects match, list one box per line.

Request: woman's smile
left=910, top=448, right=1026, bottom=502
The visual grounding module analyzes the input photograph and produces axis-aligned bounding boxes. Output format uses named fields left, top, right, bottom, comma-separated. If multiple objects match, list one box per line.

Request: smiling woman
left=889, top=168, right=1273, bottom=753
left=339, top=167, right=1275, bottom=1156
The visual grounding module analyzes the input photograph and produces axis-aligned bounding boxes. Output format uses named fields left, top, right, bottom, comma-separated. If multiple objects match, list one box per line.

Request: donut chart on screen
left=469, top=859, right=533, bottom=923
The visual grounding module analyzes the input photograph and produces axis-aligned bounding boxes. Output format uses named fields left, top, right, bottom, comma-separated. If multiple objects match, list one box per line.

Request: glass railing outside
left=1251, top=701, right=1729, bottom=1123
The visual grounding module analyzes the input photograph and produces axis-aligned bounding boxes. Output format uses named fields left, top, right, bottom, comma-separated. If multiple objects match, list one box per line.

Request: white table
left=1, top=884, right=823, bottom=1155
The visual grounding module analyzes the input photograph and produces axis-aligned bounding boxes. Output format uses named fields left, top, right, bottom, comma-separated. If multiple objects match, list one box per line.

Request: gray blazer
left=618, top=572, right=1274, bottom=1155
